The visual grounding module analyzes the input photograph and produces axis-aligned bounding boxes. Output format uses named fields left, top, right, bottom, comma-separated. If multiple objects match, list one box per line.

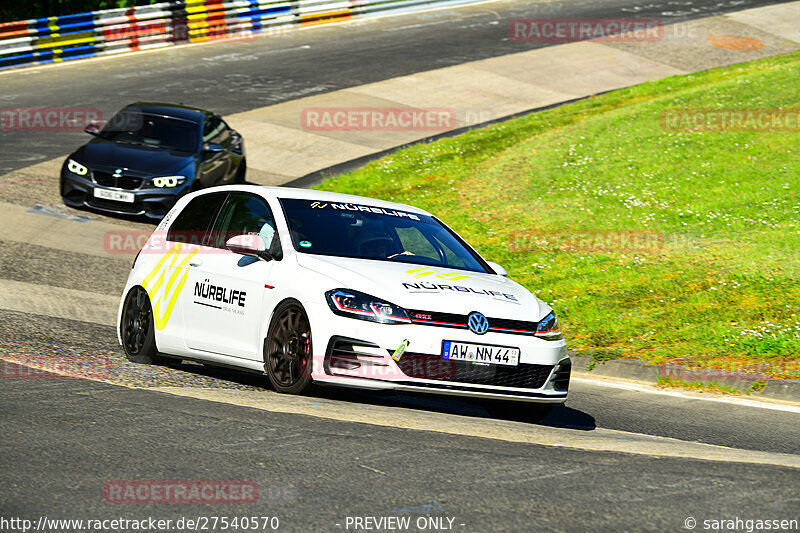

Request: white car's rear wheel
left=264, top=301, right=313, bottom=394
left=120, top=286, right=163, bottom=364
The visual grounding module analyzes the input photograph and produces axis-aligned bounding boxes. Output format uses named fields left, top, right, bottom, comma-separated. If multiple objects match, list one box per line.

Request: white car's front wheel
left=264, top=300, right=313, bottom=394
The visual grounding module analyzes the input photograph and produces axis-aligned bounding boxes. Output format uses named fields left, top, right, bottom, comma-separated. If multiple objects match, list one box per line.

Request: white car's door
left=143, top=191, right=228, bottom=356
left=184, top=192, right=280, bottom=360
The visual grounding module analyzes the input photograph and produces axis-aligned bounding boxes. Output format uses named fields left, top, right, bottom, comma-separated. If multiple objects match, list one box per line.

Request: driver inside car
left=356, top=229, right=395, bottom=259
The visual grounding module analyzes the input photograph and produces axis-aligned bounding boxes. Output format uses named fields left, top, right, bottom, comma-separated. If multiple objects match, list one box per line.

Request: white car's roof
left=205, top=184, right=432, bottom=216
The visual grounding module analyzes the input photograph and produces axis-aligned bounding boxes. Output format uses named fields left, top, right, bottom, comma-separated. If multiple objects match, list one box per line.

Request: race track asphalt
left=2, top=361, right=800, bottom=532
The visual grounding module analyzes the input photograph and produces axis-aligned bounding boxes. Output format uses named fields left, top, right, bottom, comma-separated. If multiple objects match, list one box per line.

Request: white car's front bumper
left=305, top=302, right=570, bottom=403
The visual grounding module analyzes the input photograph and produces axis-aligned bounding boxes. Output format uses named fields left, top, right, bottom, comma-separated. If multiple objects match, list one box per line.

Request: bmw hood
left=74, top=139, right=193, bottom=174
left=296, top=254, right=545, bottom=320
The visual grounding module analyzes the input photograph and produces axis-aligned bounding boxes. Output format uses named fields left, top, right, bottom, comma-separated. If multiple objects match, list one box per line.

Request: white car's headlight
left=67, top=159, right=88, bottom=176
left=326, top=289, right=411, bottom=324
left=151, top=176, right=187, bottom=188
left=535, top=311, right=563, bottom=340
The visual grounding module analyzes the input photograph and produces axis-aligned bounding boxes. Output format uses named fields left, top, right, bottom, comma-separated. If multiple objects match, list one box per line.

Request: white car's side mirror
left=226, top=234, right=268, bottom=259
left=486, top=261, right=507, bottom=277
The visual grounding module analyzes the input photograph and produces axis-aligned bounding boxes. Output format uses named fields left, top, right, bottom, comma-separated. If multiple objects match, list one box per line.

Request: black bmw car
left=60, top=102, right=245, bottom=220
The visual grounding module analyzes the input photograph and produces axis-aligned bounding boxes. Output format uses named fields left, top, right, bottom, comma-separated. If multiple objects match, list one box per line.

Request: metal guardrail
left=0, top=0, right=474, bottom=71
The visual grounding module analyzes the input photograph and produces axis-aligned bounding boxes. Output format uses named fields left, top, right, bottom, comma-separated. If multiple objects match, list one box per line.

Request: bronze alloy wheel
left=120, top=286, right=162, bottom=364
left=264, top=301, right=313, bottom=394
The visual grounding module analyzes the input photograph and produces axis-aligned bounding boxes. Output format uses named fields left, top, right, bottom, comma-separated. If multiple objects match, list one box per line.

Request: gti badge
left=467, top=311, right=489, bottom=335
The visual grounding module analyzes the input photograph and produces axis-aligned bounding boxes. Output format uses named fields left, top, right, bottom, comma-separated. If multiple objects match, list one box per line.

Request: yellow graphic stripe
left=437, top=272, right=470, bottom=281
left=141, top=244, right=201, bottom=330
left=405, top=268, right=470, bottom=281
left=406, top=268, right=435, bottom=279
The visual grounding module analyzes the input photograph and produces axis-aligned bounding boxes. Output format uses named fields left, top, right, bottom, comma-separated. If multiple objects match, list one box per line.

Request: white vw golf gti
left=118, top=185, right=570, bottom=418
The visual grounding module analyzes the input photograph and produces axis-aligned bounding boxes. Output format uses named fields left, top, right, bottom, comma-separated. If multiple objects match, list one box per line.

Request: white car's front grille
left=406, top=309, right=540, bottom=336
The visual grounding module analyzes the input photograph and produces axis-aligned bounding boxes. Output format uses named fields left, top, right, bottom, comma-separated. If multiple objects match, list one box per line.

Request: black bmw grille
left=93, top=171, right=143, bottom=190
left=93, top=171, right=115, bottom=187
left=87, top=197, right=141, bottom=214
left=396, top=352, right=553, bottom=389
left=119, top=176, right=144, bottom=189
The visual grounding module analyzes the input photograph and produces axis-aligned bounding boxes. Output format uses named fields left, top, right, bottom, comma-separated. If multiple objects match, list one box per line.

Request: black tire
left=120, top=286, right=163, bottom=364
left=484, top=401, right=553, bottom=423
left=233, top=159, right=246, bottom=183
left=263, top=300, right=313, bottom=394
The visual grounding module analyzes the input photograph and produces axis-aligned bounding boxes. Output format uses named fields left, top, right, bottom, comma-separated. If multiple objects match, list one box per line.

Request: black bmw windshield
left=280, top=198, right=490, bottom=273
left=98, top=110, right=199, bottom=152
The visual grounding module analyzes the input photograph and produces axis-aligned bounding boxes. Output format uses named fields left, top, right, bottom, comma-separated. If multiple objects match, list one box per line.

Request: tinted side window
left=209, top=193, right=281, bottom=258
left=167, top=193, right=227, bottom=244
left=202, top=116, right=224, bottom=143
left=212, top=120, right=232, bottom=146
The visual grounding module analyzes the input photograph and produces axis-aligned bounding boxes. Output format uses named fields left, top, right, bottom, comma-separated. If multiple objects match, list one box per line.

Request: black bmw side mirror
left=84, top=121, right=101, bottom=136
left=203, top=142, right=224, bottom=153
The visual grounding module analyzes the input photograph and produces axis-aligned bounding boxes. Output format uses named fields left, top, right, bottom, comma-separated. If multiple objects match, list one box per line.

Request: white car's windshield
left=280, top=198, right=490, bottom=273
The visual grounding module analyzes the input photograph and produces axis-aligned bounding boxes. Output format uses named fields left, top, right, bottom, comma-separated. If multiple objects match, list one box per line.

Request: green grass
left=318, top=51, right=800, bottom=378
left=656, top=377, right=749, bottom=395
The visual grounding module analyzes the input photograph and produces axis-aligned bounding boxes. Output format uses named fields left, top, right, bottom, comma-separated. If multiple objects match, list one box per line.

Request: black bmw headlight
left=535, top=311, right=563, bottom=340
left=325, top=289, right=411, bottom=324
left=151, top=176, right=187, bottom=188
left=67, top=158, right=88, bottom=176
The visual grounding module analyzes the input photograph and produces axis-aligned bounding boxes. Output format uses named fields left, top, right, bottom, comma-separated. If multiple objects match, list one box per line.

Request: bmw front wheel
left=233, top=158, right=246, bottom=183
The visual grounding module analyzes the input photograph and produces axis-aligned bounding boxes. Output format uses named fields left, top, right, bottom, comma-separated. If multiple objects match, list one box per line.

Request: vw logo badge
left=467, top=312, right=489, bottom=335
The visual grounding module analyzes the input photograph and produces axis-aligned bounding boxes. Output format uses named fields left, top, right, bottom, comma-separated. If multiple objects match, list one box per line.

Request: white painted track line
left=572, top=376, right=800, bottom=414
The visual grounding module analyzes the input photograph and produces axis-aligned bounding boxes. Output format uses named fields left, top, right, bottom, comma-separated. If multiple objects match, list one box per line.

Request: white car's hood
left=296, top=254, right=545, bottom=319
